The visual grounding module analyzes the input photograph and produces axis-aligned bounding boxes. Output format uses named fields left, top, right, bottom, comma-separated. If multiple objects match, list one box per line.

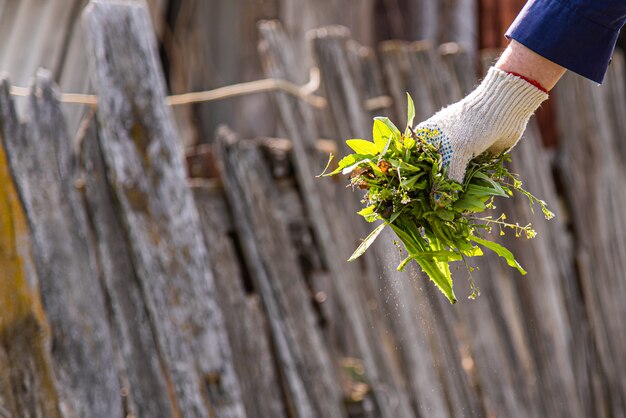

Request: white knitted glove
left=415, top=67, right=548, bottom=182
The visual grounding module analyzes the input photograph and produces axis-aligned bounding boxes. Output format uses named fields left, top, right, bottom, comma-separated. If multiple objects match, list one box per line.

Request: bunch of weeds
left=320, top=94, right=553, bottom=303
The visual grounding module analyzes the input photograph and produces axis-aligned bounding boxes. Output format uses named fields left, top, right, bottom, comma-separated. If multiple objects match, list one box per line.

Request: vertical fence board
left=0, top=71, right=122, bottom=418
left=192, top=180, right=288, bottom=418
left=435, top=49, right=586, bottom=418
left=410, top=41, right=461, bottom=107
left=259, top=20, right=415, bottom=418
left=0, top=78, right=61, bottom=418
left=83, top=2, right=246, bottom=417
left=555, top=72, right=626, bottom=417
left=345, top=40, right=393, bottom=120
left=79, top=119, right=176, bottom=418
left=214, top=127, right=345, bottom=418
left=311, top=26, right=369, bottom=141
left=379, top=41, right=435, bottom=124
left=313, top=28, right=454, bottom=418
left=314, top=25, right=484, bottom=418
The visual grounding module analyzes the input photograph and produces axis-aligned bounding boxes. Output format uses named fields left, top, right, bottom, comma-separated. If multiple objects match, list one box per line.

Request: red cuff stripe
left=504, top=71, right=549, bottom=94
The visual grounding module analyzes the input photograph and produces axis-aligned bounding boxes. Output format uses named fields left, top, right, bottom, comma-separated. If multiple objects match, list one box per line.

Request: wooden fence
left=0, top=1, right=625, bottom=417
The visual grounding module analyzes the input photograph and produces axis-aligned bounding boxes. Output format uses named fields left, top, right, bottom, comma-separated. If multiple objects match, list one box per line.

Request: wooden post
left=310, top=26, right=369, bottom=141
left=313, top=26, right=481, bottom=418
left=83, top=2, right=246, bottom=417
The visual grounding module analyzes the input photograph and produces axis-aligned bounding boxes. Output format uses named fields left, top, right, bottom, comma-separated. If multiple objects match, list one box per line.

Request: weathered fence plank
left=380, top=41, right=429, bottom=124
left=259, top=20, right=416, bottom=418
left=83, top=2, right=246, bottom=417
left=427, top=48, right=586, bottom=418
left=439, top=43, right=477, bottom=95
left=0, top=0, right=83, bottom=87
left=345, top=40, right=393, bottom=120
left=79, top=118, right=176, bottom=418
left=192, top=178, right=288, bottom=418
left=0, top=79, right=60, bottom=418
left=214, top=127, right=345, bottom=418
left=314, top=27, right=483, bottom=418
left=313, top=27, right=453, bottom=418
left=601, top=49, right=626, bottom=163
left=555, top=71, right=626, bottom=417
left=311, top=26, right=369, bottom=141
left=0, top=71, right=122, bottom=418
left=409, top=41, right=461, bottom=107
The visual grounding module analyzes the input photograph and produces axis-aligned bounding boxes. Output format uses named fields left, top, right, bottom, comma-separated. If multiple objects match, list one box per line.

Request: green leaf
left=464, top=246, right=484, bottom=257
left=452, top=196, right=487, bottom=212
left=341, top=159, right=371, bottom=175
left=435, top=208, right=455, bottom=221
left=374, top=117, right=401, bottom=142
left=387, top=207, right=404, bottom=224
left=465, top=184, right=509, bottom=199
left=327, top=154, right=370, bottom=175
left=411, top=250, right=462, bottom=262
left=367, top=161, right=384, bottom=176
left=406, top=92, right=416, bottom=131
left=373, top=119, right=393, bottom=152
left=346, top=139, right=379, bottom=156
left=357, top=205, right=379, bottom=222
left=471, top=171, right=507, bottom=195
left=348, top=223, right=386, bottom=262
left=399, top=175, right=420, bottom=189
left=470, top=235, right=527, bottom=275
left=403, top=135, right=416, bottom=151
left=414, top=258, right=457, bottom=303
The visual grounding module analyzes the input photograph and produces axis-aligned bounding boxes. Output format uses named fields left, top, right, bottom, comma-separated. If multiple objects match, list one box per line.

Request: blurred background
left=1, top=1, right=626, bottom=418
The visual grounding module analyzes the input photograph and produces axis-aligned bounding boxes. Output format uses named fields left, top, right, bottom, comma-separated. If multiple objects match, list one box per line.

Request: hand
left=415, top=67, right=548, bottom=182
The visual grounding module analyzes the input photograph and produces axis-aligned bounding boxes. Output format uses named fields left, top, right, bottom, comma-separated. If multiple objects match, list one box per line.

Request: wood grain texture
left=83, top=2, right=246, bottom=417
left=0, top=70, right=122, bottom=418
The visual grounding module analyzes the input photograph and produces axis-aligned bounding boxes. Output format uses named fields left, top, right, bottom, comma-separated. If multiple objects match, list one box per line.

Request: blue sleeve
left=505, top=0, right=626, bottom=84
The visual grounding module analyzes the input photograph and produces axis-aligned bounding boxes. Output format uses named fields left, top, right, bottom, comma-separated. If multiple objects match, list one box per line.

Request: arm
left=416, top=0, right=626, bottom=182
left=495, top=40, right=565, bottom=91
left=416, top=44, right=550, bottom=182
left=506, top=0, right=626, bottom=84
